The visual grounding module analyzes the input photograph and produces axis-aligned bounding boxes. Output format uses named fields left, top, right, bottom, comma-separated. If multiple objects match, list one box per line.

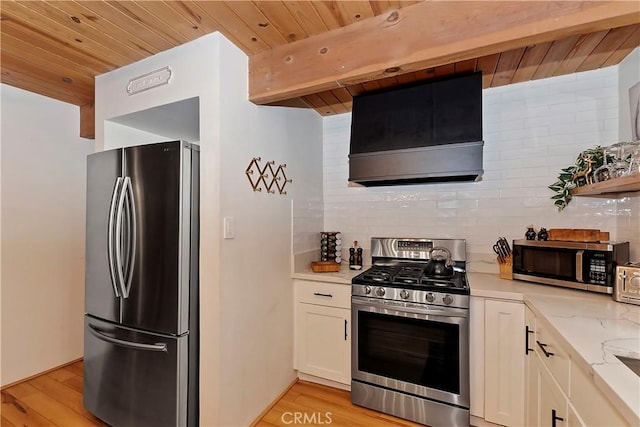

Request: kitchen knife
left=493, top=243, right=505, bottom=263
left=499, top=237, right=511, bottom=255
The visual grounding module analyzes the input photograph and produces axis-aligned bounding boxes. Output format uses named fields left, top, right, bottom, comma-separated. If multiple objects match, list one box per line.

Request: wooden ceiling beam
left=80, top=103, right=95, bottom=140
left=248, top=1, right=640, bottom=105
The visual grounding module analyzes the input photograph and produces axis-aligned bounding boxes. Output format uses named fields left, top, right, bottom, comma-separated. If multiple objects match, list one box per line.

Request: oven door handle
left=351, top=296, right=468, bottom=318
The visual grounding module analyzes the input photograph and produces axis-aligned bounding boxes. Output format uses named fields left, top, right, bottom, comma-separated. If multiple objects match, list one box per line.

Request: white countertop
left=469, top=272, right=640, bottom=425
left=292, top=263, right=363, bottom=285
left=292, top=268, right=640, bottom=424
left=526, top=293, right=640, bottom=424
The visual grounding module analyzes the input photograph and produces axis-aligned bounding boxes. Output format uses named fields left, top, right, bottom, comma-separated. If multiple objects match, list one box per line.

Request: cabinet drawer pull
left=537, top=340, right=555, bottom=357
left=313, top=292, right=333, bottom=298
left=552, top=409, right=564, bottom=427
left=525, top=325, right=535, bottom=355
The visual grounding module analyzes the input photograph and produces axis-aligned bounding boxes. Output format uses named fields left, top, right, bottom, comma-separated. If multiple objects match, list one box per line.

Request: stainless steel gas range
left=351, top=237, right=470, bottom=427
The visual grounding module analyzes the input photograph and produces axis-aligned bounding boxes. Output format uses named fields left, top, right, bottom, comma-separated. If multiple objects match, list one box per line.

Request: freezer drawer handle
left=88, top=324, right=167, bottom=352
left=108, top=177, right=124, bottom=297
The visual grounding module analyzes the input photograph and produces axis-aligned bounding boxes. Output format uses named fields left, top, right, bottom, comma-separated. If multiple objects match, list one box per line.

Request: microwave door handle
left=576, top=250, right=584, bottom=282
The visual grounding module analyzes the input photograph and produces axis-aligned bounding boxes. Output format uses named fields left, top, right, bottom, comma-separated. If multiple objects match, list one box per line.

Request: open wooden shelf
left=570, top=174, right=640, bottom=196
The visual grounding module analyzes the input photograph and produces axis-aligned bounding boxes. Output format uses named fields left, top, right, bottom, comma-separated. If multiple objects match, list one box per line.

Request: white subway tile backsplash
left=320, top=64, right=639, bottom=270
left=498, top=147, right=548, bottom=161
left=496, top=90, right=526, bottom=104
left=604, top=118, right=620, bottom=130
left=525, top=91, right=576, bottom=107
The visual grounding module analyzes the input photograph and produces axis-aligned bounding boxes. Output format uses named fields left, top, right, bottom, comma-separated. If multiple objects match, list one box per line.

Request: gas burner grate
left=422, top=279, right=455, bottom=287
left=358, top=266, right=398, bottom=283
left=391, top=265, right=425, bottom=285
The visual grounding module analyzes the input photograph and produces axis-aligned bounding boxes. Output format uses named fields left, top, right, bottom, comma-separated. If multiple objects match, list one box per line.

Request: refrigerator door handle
left=121, top=177, right=136, bottom=298
left=114, top=177, right=128, bottom=298
left=88, top=324, right=167, bottom=352
left=107, top=177, right=124, bottom=297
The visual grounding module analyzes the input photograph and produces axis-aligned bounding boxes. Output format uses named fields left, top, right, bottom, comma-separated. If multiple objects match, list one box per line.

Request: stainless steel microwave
left=512, top=239, right=629, bottom=294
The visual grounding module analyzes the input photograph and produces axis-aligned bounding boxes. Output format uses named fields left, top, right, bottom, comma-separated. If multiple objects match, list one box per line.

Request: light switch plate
left=223, top=216, right=235, bottom=239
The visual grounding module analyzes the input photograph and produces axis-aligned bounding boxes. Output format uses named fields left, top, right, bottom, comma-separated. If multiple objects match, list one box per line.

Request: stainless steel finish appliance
left=351, top=238, right=470, bottom=427
left=512, top=239, right=629, bottom=294
left=83, top=140, right=199, bottom=427
left=348, top=73, right=484, bottom=186
left=614, top=263, right=640, bottom=305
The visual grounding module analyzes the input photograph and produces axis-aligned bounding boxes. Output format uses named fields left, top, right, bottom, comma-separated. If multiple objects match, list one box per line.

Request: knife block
left=498, top=255, right=513, bottom=280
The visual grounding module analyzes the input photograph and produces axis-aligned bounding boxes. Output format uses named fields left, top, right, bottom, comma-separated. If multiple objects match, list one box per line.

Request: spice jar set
left=320, top=232, right=342, bottom=263
left=318, top=232, right=363, bottom=270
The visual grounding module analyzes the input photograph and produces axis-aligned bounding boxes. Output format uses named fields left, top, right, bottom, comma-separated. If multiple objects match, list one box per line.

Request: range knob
left=399, top=289, right=410, bottom=300
left=375, top=287, right=386, bottom=297
left=443, top=295, right=454, bottom=305
left=426, top=293, right=436, bottom=303
left=364, top=285, right=372, bottom=295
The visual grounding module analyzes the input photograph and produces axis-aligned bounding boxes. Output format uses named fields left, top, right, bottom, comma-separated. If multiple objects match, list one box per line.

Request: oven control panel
left=397, top=240, right=433, bottom=251
left=352, top=285, right=469, bottom=309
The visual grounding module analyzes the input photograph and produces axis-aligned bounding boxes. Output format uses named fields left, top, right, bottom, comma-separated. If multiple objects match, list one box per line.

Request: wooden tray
left=311, top=261, right=341, bottom=273
left=547, top=228, right=609, bottom=242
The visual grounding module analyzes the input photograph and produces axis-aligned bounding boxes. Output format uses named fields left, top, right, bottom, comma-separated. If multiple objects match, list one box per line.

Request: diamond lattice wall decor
left=245, top=157, right=292, bottom=195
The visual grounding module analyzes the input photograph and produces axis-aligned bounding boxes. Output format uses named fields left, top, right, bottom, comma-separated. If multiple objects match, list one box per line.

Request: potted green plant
left=548, top=146, right=605, bottom=211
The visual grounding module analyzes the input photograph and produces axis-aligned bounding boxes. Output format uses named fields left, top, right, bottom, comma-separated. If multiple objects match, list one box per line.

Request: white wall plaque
left=126, top=66, right=172, bottom=95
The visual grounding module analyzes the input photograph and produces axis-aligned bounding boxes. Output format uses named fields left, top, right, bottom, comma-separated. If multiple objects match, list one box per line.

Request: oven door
left=351, top=296, right=469, bottom=408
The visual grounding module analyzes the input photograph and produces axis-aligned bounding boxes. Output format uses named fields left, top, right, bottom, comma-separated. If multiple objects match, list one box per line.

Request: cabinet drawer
left=535, top=317, right=571, bottom=396
left=295, top=280, right=351, bottom=309
left=570, top=360, right=628, bottom=427
left=537, top=354, right=568, bottom=427
left=567, top=401, right=586, bottom=427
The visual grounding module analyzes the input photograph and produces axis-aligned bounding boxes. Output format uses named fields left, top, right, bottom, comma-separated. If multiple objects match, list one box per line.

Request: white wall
left=0, top=84, right=94, bottom=386
left=96, top=35, right=222, bottom=425
left=216, top=38, right=323, bottom=426
left=617, top=47, right=640, bottom=261
left=95, top=32, right=323, bottom=426
left=618, top=47, right=640, bottom=142
left=323, top=65, right=639, bottom=271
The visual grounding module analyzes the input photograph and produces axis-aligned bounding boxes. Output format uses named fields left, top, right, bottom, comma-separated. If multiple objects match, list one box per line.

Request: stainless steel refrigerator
left=83, top=140, right=199, bottom=427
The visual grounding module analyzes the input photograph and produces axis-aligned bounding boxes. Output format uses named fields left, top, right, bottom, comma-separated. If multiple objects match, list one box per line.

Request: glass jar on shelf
left=610, top=146, right=627, bottom=179
left=627, top=141, right=640, bottom=176
left=593, top=145, right=615, bottom=183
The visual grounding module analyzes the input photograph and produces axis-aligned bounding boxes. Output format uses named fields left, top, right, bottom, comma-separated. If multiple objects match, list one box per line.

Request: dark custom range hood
left=349, top=72, right=484, bottom=186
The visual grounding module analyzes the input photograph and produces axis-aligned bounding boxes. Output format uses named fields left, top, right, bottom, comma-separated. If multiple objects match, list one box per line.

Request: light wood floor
left=254, top=380, right=423, bottom=427
left=2, top=363, right=421, bottom=427
left=1, top=361, right=107, bottom=427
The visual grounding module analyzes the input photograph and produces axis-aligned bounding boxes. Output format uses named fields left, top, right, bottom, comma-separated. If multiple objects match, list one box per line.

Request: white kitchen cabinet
left=483, top=299, right=525, bottom=427
left=536, top=353, right=568, bottom=427
left=535, top=315, right=571, bottom=396
left=567, top=402, right=586, bottom=427
left=469, top=297, right=485, bottom=419
left=569, top=357, right=628, bottom=427
left=293, top=280, right=351, bottom=385
left=525, top=306, right=537, bottom=427
left=525, top=308, right=629, bottom=427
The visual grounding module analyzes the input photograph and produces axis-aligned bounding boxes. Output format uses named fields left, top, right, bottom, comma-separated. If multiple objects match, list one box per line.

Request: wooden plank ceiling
left=1, top=1, right=639, bottom=138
